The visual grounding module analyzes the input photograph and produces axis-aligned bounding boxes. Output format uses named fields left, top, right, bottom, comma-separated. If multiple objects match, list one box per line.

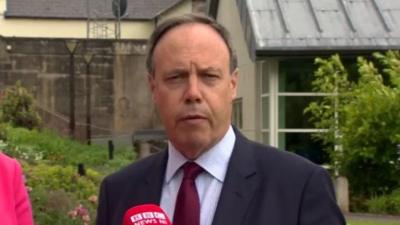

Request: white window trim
left=277, top=92, right=330, bottom=96
left=268, top=59, right=279, bottom=147
left=260, top=58, right=331, bottom=148
left=278, top=129, right=327, bottom=133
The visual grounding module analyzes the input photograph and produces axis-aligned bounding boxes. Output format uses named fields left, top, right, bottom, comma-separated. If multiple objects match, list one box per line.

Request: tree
left=305, top=51, right=400, bottom=197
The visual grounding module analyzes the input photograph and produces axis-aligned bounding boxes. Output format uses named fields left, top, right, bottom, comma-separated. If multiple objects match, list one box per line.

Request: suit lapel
left=116, top=151, right=167, bottom=225
left=211, top=131, right=260, bottom=225
left=142, top=150, right=168, bottom=204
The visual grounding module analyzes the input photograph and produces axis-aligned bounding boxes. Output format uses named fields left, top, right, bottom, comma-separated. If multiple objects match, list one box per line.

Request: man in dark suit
left=96, top=14, right=346, bottom=225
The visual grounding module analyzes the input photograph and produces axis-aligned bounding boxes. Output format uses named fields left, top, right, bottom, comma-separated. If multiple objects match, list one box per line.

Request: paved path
left=345, top=212, right=400, bottom=222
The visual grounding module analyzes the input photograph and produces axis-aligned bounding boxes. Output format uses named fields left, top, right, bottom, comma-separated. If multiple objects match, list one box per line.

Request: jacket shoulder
left=0, top=153, right=21, bottom=178
left=241, top=137, right=325, bottom=178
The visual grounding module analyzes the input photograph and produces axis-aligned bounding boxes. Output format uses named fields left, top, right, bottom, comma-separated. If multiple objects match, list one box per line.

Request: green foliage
left=29, top=185, right=97, bottom=225
left=367, top=188, right=400, bottom=215
left=24, top=163, right=99, bottom=224
left=17, top=159, right=100, bottom=225
left=341, top=56, right=400, bottom=195
left=304, top=54, right=352, bottom=171
left=0, top=81, right=42, bottom=129
left=1, top=125, right=135, bottom=167
left=25, top=162, right=101, bottom=199
left=0, top=122, right=8, bottom=140
left=305, top=51, right=400, bottom=198
left=375, top=51, right=400, bottom=87
left=0, top=125, right=136, bottom=225
left=21, top=160, right=100, bottom=225
left=347, top=220, right=400, bottom=225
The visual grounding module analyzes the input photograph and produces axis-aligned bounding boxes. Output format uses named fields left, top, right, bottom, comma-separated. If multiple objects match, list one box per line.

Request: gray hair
left=146, top=14, right=238, bottom=75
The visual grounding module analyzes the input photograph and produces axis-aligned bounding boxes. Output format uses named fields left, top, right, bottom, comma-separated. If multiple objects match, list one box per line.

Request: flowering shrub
left=68, top=203, right=91, bottom=225
left=2, top=123, right=135, bottom=224
left=22, top=163, right=101, bottom=225
left=25, top=163, right=101, bottom=199
left=2, top=124, right=135, bottom=167
left=29, top=187, right=97, bottom=225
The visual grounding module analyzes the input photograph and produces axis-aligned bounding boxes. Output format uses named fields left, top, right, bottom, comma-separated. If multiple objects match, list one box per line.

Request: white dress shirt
left=160, top=126, right=236, bottom=225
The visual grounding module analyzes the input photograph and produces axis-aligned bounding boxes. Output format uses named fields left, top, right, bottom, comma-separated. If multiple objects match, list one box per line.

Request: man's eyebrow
left=199, top=67, right=222, bottom=74
left=161, top=68, right=188, bottom=76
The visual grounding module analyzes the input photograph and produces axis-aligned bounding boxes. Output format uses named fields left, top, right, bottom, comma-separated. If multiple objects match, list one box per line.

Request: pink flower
left=82, top=214, right=91, bottom=222
left=88, top=195, right=98, bottom=204
left=68, top=203, right=91, bottom=224
left=76, top=205, right=88, bottom=216
left=68, top=210, right=77, bottom=218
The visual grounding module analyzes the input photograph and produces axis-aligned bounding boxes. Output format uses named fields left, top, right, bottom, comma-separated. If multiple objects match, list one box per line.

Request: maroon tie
left=173, top=162, right=203, bottom=225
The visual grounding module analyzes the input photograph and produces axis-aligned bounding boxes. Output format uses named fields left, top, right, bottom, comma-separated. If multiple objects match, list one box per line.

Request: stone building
left=0, top=0, right=206, bottom=144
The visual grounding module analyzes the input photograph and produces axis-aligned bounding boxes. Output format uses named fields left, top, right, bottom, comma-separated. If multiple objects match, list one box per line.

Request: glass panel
left=262, top=132, right=269, bottom=145
left=262, top=62, right=269, bottom=94
left=278, top=96, right=321, bottom=129
left=262, top=96, right=269, bottom=129
left=279, top=59, right=316, bottom=92
left=279, top=58, right=362, bottom=93
left=278, top=132, right=330, bottom=165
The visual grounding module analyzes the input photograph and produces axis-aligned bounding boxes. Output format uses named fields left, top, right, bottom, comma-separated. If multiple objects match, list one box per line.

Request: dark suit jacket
left=96, top=130, right=346, bottom=225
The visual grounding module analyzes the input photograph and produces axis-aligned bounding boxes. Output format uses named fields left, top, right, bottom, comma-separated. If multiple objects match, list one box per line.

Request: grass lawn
left=347, top=219, right=400, bottom=225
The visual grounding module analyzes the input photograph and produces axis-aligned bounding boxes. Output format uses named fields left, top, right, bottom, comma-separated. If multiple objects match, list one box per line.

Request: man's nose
left=184, top=74, right=202, bottom=103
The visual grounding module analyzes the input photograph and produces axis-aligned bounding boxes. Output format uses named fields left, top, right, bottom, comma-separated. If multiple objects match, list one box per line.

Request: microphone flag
left=123, top=204, right=171, bottom=225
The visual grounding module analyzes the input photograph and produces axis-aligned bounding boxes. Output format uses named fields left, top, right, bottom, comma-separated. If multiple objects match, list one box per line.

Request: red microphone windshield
left=123, top=204, right=171, bottom=225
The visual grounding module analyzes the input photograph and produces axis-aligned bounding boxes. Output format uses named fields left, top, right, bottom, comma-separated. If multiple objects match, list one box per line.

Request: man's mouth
left=182, top=115, right=206, bottom=120
left=179, top=114, right=208, bottom=123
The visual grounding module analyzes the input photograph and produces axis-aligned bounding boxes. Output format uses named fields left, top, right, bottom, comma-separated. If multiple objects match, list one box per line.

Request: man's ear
left=230, top=68, right=239, bottom=100
left=148, top=74, right=157, bottom=102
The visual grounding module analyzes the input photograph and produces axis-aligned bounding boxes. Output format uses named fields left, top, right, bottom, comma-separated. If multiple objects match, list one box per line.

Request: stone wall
left=0, top=37, right=158, bottom=141
left=192, top=0, right=207, bottom=13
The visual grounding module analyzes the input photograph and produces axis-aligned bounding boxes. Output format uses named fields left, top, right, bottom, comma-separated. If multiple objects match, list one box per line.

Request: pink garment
left=0, top=152, right=34, bottom=225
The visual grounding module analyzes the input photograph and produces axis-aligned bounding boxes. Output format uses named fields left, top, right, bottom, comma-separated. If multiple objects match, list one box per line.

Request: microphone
left=123, top=204, right=172, bottom=225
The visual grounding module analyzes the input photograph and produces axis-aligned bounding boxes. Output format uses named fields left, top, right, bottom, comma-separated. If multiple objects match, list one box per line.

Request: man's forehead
left=155, top=23, right=226, bottom=49
left=151, top=22, right=232, bottom=75
left=163, top=22, right=213, bottom=36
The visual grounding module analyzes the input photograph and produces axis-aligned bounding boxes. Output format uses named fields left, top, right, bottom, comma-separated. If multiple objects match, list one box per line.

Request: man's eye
left=204, top=73, right=219, bottom=79
left=167, top=75, right=181, bottom=80
left=165, top=74, right=185, bottom=83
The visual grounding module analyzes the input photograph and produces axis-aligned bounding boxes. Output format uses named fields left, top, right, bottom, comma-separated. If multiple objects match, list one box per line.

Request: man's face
left=149, top=23, right=238, bottom=159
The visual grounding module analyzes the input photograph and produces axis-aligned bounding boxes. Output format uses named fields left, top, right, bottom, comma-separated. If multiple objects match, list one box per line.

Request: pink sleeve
left=12, top=160, right=35, bottom=225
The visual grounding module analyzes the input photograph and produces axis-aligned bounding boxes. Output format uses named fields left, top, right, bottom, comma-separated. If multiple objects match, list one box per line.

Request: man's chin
left=180, top=132, right=208, bottom=145
left=172, top=132, right=212, bottom=156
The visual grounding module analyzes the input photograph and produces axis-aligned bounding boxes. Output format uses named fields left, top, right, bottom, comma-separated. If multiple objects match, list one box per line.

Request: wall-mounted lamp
left=65, top=40, right=79, bottom=55
left=5, top=44, right=12, bottom=52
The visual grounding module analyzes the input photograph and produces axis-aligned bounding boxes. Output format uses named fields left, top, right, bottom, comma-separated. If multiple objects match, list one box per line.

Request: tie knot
left=182, top=162, right=203, bottom=180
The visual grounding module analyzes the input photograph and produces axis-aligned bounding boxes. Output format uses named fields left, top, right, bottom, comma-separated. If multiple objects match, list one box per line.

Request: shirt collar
left=164, top=125, right=236, bottom=183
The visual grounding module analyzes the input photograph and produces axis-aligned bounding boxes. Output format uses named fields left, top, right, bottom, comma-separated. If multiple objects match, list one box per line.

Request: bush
left=25, top=162, right=101, bottom=199
left=22, top=161, right=101, bottom=225
left=0, top=81, right=42, bottom=129
left=367, top=188, right=400, bottom=215
left=0, top=123, right=8, bottom=140
left=1, top=122, right=136, bottom=224
left=305, top=51, right=400, bottom=198
left=30, top=186, right=97, bottom=225
left=2, top=126, right=135, bottom=167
